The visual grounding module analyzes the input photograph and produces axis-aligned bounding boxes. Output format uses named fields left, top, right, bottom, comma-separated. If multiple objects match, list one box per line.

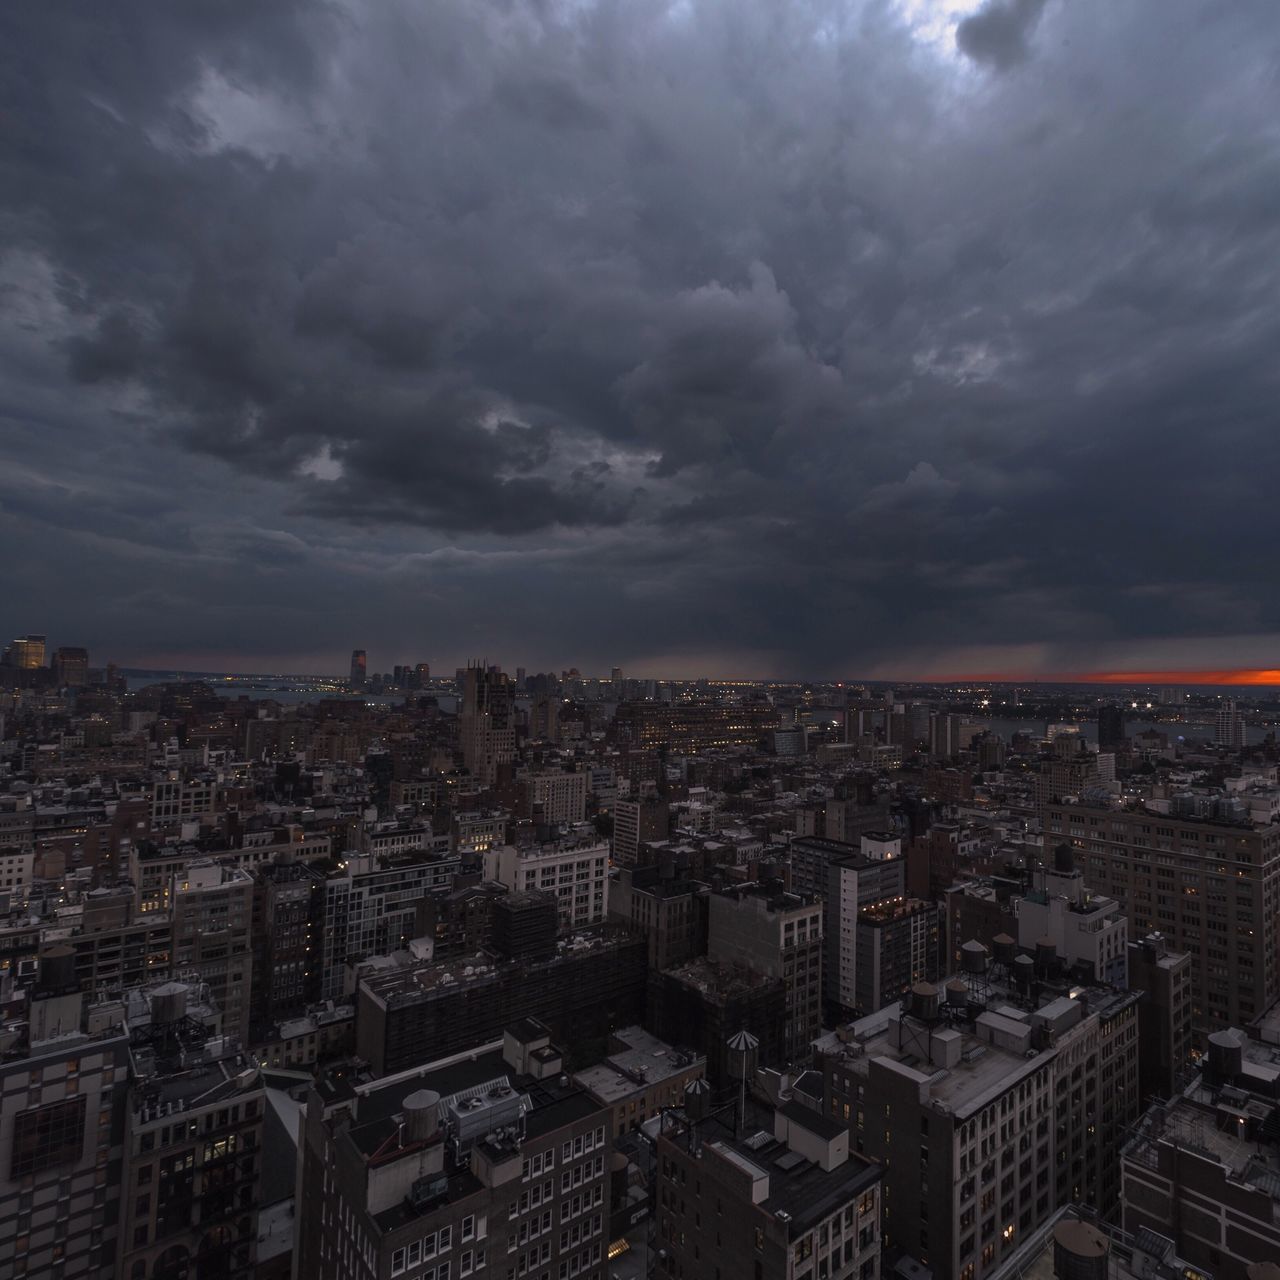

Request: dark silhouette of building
left=349, top=648, right=367, bottom=688
left=1098, top=703, right=1125, bottom=749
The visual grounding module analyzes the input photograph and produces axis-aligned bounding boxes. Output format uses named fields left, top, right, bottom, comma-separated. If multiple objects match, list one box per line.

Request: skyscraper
left=1215, top=699, right=1246, bottom=748
left=9, top=634, right=46, bottom=668
left=1098, top=702, right=1125, bottom=749
left=349, top=648, right=367, bottom=688
left=52, top=645, right=89, bottom=686
left=460, top=662, right=516, bottom=786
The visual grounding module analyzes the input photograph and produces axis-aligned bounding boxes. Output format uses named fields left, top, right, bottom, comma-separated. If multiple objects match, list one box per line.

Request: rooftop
left=662, top=1100, right=880, bottom=1239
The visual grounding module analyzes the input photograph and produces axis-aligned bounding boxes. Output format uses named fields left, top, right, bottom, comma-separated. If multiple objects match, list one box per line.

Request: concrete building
left=791, top=837, right=905, bottom=1020
left=170, top=860, right=254, bottom=1044
left=1127, top=932, right=1195, bottom=1102
left=355, top=930, right=647, bottom=1075
left=1216, top=700, right=1247, bottom=750
left=986, top=1207, right=1205, bottom=1280
left=608, top=866, right=706, bottom=971
left=1015, top=846, right=1128, bottom=988
left=249, top=856, right=324, bottom=1044
left=296, top=1022, right=613, bottom=1280
left=610, top=701, right=781, bottom=753
left=572, top=1026, right=705, bottom=1139
left=1122, top=1028, right=1280, bottom=1280
left=320, top=852, right=461, bottom=1000
left=0, top=951, right=132, bottom=1280
left=484, top=831, right=609, bottom=935
left=855, top=897, right=942, bottom=1014
left=817, top=964, right=1143, bottom=1280
left=708, top=884, right=823, bottom=1066
left=117, top=979, right=265, bottom=1280
left=521, top=769, right=588, bottom=825
left=611, top=795, right=670, bottom=868
left=460, top=663, right=517, bottom=786
left=654, top=1089, right=882, bottom=1280
left=1044, top=798, right=1280, bottom=1037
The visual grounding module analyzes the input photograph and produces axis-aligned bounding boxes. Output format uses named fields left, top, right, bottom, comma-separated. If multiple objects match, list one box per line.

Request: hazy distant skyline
left=4, top=1, right=1279, bottom=679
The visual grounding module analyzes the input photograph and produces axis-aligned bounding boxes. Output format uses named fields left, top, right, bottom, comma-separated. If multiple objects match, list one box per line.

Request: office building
left=817, top=962, right=1142, bottom=1280
left=1016, top=846, right=1129, bottom=987
left=610, top=701, right=780, bottom=753
left=1097, top=704, right=1125, bottom=750
left=1216, top=700, right=1247, bottom=750
left=350, top=648, right=367, bottom=688
left=8, top=634, right=46, bottom=669
left=648, top=958, right=787, bottom=1087
left=249, top=857, right=325, bottom=1043
left=654, top=1088, right=882, bottom=1280
left=484, top=831, right=609, bottom=935
left=296, top=1022, right=613, bottom=1280
left=1044, top=798, right=1280, bottom=1037
left=51, top=646, right=90, bottom=687
left=461, top=663, right=517, bottom=786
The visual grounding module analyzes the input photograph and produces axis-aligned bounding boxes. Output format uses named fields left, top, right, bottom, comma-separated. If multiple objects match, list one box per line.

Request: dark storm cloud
left=955, top=0, right=1048, bottom=69
left=3, top=0, right=1280, bottom=676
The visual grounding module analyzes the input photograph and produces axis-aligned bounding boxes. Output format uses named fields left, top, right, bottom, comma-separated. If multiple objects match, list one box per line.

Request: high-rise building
left=414, top=660, right=430, bottom=687
left=349, top=648, right=367, bottom=688
left=1216, top=699, right=1246, bottom=749
left=461, top=662, right=516, bottom=786
left=1043, top=798, right=1280, bottom=1038
left=1097, top=703, right=1125, bottom=749
left=51, top=646, right=90, bottom=686
left=8, top=634, right=46, bottom=668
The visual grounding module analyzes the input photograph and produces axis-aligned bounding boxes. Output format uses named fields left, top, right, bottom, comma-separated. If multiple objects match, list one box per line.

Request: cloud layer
left=3, top=0, right=1279, bottom=677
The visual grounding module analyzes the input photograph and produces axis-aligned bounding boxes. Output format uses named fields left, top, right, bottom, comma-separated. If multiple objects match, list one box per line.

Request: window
left=10, top=1097, right=87, bottom=1178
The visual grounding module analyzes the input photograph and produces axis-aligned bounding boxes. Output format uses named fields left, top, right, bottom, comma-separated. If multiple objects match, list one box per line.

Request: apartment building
left=296, top=1021, right=613, bottom=1280
left=320, top=852, right=462, bottom=1000
left=1044, top=799, right=1280, bottom=1036
left=170, top=861, right=254, bottom=1044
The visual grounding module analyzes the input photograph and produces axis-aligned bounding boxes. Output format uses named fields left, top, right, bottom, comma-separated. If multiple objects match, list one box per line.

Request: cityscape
left=1, top=638, right=1279, bottom=1280
left=6, top=2, right=1280, bottom=1280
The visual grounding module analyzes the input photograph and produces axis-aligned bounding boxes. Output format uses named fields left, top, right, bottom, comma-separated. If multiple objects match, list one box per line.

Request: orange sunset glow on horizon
left=935, top=668, right=1280, bottom=686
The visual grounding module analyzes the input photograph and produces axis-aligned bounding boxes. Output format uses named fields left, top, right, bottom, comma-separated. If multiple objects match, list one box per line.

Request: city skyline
left=4, top=1, right=1280, bottom=678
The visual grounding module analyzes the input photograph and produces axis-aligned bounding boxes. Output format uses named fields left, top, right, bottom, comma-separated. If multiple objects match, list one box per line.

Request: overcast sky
left=3, top=1, right=1279, bottom=679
